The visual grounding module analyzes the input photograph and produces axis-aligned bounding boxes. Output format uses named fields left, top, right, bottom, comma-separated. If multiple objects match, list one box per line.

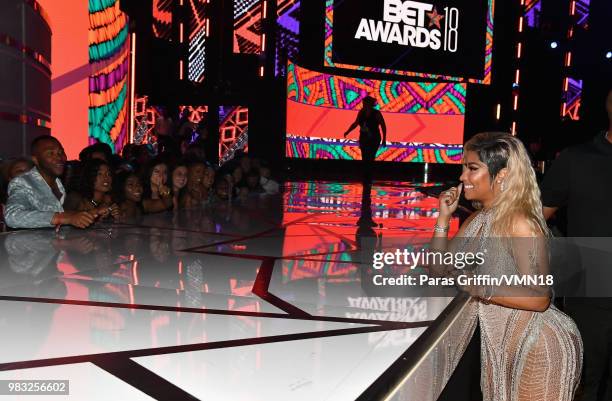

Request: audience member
left=183, top=142, right=207, bottom=164
left=228, top=165, right=247, bottom=199
left=259, top=163, right=279, bottom=194
left=121, top=143, right=137, bottom=162
left=4, top=136, right=95, bottom=229
left=203, top=166, right=215, bottom=193
left=239, top=154, right=252, bottom=174
left=245, top=169, right=264, bottom=194
left=113, top=171, right=144, bottom=221
left=196, top=123, right=217, bottom=164
left=181, top=161, right=209, bottom=208
left=64, top=159, right=119, bottom=221
left=5, top=158, right=34, bottom=181
left=134, top=145, right=152, bottom=170
left=211, top=177, right=231, bottom=204
left=1, top=158, right=34, bottom=204
left=142, top=159, right=173, bottom=213
left=79, top=142, right=112, bottom=164
left=170, top=162, right=188, bottom=210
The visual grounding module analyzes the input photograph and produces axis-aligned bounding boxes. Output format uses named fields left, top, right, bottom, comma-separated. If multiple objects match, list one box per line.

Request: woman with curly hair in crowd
left=64, top=159, right=119, bottom=221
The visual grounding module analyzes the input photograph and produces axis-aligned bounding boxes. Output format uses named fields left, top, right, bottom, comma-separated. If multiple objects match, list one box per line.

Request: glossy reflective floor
left=0, top=180, right=460, bottom=400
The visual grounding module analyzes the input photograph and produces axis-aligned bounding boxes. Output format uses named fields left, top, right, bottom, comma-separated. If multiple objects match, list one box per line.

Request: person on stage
left=343, top=96, right=387, bottom=163
left=432, top=132, right=583, bottom=401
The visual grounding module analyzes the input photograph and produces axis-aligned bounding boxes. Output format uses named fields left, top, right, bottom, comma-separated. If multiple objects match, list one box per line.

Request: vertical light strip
left=129, top=32, right=136, bottom=144
left=179, top=60, right=184, bottom=80
left=206, top=0, right=210, bottom=37
left=513, top=94, right=519, bottom=110
left=179, top=23, right=184, bottom=43
left=260, top=1, right=268, bottom=76
left=561, top=0, right=589, bottom=120
left=496, top=104, right=501, bottom=120
left=511, top=0, right=524, bottom=136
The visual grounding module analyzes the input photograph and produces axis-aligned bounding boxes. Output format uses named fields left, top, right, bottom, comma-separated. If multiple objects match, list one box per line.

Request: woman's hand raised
left=439, top=184, right=463, bottom=219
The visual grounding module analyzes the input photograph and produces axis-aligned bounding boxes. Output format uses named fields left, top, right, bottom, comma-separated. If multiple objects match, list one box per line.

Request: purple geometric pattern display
left=275, top=0, right=300, bottom=76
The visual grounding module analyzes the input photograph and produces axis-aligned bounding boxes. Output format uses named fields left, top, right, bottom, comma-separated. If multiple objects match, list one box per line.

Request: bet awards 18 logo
left=354, top=0, right=459, bottom=52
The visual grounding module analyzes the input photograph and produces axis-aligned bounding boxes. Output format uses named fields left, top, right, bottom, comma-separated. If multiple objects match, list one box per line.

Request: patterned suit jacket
left=3, top=168, right=65, bottom=229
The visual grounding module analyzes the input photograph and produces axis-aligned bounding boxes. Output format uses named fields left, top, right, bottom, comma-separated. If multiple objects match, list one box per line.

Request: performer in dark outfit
left=343, top=96, right=387, bottom=163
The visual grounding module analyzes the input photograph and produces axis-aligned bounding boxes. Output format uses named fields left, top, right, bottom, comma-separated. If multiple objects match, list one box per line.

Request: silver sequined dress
left=459, top=209, right=583, bottom=401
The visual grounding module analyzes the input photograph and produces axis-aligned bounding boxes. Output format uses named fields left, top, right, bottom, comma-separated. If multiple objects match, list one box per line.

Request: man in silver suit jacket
left=4, top=136, right=96, bottom=229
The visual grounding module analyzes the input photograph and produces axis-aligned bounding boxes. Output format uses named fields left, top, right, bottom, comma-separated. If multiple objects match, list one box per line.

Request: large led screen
left=188, top=0, right=209, bottom=83
left=324, top=0, right=494, bottom=84
left=285, top=62, right=464, bottom=163
left=233, top=0, right=265, bottom=54
left=275, top=0, right=300, bottom=76
left=219, top=106, right=249, bottom=165
left=39, top=0, right=130, bottom=157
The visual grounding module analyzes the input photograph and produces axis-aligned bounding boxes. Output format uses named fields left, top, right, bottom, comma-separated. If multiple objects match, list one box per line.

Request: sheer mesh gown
left=457, top=210, right=583, bottom=401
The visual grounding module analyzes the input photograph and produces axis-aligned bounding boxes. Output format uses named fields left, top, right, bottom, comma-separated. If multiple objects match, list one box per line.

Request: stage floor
left=0, top=180, right=462, bottom=400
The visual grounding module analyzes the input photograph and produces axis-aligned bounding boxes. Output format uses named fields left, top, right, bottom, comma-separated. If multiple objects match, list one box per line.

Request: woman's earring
left=500, top=181, right=505, bottom=192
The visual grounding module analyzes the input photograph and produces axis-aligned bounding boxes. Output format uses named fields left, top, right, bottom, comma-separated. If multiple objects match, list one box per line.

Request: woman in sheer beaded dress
left=431, top=132, right=582, bottom=401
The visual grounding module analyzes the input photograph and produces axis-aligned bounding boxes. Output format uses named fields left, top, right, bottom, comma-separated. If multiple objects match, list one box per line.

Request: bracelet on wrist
left=433, top=223, right=449, bottom=233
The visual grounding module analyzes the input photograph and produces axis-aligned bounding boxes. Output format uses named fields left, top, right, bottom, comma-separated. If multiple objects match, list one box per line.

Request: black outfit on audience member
left=541, top=131, right=612, bottom=401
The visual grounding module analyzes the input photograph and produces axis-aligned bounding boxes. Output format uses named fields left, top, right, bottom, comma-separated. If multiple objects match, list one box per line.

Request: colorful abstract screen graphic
left=286, top=62, right=465, bottom=163
left=133, top=95, right=162, bottom=145
left=189, top=0, right=209, bottom=83
left=524, top=0, right=542, bottom=28
left=89, top=0, right=130, bottom=153
left=153, top=0, right=173, bottom=39
left=234, top=0, right=265, bottom=54
left=324, top=0, right=495, bottom=84
left=219, top=106, right=249, bottom=165
left=179, top=105, right=209, bottom=124
left=275, top=0, right=300, bottom=76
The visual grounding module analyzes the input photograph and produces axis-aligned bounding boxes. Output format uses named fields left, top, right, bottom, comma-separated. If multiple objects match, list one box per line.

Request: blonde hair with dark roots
left=464, top=132, right=549, bottom=237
